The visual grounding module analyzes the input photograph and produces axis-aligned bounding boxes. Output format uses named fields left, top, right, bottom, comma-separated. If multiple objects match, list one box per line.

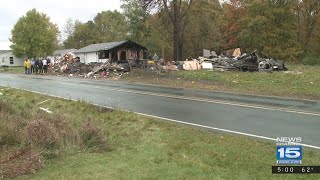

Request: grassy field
left=0, top=66, right=24, bottom=74
left=0, top=87, right=320, bottom=179
left=123, top=64, right=320, bottom=100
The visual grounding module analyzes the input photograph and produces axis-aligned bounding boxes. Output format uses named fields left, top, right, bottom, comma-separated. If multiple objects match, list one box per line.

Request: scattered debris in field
left=39, top=107, right=52, bottom=113
left=37, top=99, right=51, bottom=105
left=0, top=92, right=3, bottom=96
left=182, top=59, right=201, bottom=70
left=258, top=58, right=286, bottom=72
left=283, top=71, right=302, bottom=74
left=190, top=50, right=288, bottom=72
left=162, top=65, right=178, bottom=71
left=203, top=49, right=218, bottom=58
left=201, top=62, right=213, bottom=70
left=51, top=57, right=130, bottom=79
left=50, top=48, right=289, bottom=78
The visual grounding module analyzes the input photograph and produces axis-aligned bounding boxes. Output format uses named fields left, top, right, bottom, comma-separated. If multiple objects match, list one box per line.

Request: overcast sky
left=0, top=0, right=122, bottom=49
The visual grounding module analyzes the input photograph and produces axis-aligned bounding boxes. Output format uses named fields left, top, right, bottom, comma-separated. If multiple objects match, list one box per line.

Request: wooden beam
left=126, top=50, right=129, bottom=60
left=128, top=49, right=131, bottom=59
left=109, top=51, right=112, bottom=63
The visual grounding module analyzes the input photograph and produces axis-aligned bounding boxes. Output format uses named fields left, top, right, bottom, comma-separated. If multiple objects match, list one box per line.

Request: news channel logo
left=276, top=137, right=302, bottom=165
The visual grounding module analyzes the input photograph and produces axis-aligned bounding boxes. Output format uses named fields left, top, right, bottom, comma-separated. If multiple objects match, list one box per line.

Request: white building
left=0, top=50, right=24, bottom=66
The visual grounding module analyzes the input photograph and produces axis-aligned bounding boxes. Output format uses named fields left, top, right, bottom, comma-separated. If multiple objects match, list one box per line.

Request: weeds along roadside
left=0, top=90, right=109, bottom=178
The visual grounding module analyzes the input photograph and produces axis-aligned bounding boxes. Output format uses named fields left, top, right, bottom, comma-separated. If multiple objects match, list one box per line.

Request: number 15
left=278, top=147, right=301, bottom=158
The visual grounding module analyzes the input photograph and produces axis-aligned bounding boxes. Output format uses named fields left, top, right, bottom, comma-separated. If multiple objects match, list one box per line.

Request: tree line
left=10, top=0, right=320, bottom=64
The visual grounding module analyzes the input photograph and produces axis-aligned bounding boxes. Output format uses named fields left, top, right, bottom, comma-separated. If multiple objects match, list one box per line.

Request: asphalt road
left=1, top=73, right=319, bottom=149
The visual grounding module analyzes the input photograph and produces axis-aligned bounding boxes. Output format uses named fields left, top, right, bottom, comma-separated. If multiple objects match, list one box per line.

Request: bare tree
left=143, top=0, right=193, bottom=61
left=62, top=18, right=75, bottom=41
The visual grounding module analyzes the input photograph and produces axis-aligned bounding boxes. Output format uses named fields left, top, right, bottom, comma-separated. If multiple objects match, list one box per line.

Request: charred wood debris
left=176, top=49, right=288, bottom=72
left=197, top=50, right=288, bottom=72
left=51, top=57, right=130, bottom=78
left=51, top=49, right=288, bottom=79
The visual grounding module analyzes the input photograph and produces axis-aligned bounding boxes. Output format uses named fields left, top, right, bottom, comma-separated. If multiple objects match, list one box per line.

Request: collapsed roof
left=74, top=40, right=148, bottom=54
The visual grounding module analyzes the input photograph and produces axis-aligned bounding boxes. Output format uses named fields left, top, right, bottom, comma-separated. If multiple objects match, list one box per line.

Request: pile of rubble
left=175, top=50, right=287, bottom=72
left=51, top=57, right=131, bottom=78
left=51, top=48, right=287, bottom=77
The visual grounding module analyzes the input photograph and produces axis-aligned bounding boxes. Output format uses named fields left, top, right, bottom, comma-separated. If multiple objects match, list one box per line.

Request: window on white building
left=10, top=57, right=14, bottom=64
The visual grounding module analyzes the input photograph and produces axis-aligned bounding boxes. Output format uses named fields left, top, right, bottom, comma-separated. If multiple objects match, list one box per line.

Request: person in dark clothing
left=47, top=58, right=51, bottom=65
left=34, top=59, right=39, bottom=74
left=38, top=59, right=43, bottom=74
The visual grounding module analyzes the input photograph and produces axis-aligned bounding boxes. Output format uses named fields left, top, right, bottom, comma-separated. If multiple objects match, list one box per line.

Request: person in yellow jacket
left=24, top=58, right=31, bottom=74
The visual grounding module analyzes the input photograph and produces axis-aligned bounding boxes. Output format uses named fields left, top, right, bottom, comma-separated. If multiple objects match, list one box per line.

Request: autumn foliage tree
left=222, top=0, right=244, bottom=49
left=294, top=0, right=320, bottom=55
left=184, top=0, right=224, bottom=57
left=59, top=0, right=320, bottom=63
left=236, top=0, right=302, bottom=61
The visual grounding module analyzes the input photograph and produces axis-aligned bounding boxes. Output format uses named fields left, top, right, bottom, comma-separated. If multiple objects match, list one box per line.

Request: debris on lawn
left=51, top=56, right=130, bottom=78
left=162, top=63, right=178, bottom=71
left=283, top=70, right=302, bottom=74
left=182, top=59, right=201, bottom=70
left=36, top=99, right=51, bottom=105
left=258, top=58, right=287, bottom=72
left=223, top=48, right=242, bottom=58
left=201, top=62, right=213, bottom=70
left=182, top=50, right=288, bottom=72
left=203, top=49, right=218, bottom=58
left=50, top=48, right=289, bottom=78
left=39, top=107, right=52, bottom=114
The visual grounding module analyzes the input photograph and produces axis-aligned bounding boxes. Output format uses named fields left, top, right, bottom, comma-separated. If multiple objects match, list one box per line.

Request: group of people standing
left=24, top=58, right=50, bottom=74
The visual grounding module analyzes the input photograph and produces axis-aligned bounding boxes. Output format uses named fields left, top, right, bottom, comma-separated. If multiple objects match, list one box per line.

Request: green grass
left=123, top=64, right=320, bottom=100
left=0, top=66, right=24, bottom=74
left=1, top=87, right=320, bottom=179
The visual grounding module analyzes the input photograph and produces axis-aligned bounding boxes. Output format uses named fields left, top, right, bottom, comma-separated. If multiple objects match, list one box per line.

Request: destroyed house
left=74, top=40, right=148, bottom=64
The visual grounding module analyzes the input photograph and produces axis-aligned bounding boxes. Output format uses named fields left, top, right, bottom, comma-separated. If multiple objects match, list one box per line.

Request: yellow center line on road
left=54, top=81, right=320, bottom=117
left=1, top=74, right=319, bottom=116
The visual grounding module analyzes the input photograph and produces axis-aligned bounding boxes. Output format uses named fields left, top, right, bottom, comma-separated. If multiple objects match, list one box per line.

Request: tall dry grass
left=0, top=99, right=108, bottom=178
